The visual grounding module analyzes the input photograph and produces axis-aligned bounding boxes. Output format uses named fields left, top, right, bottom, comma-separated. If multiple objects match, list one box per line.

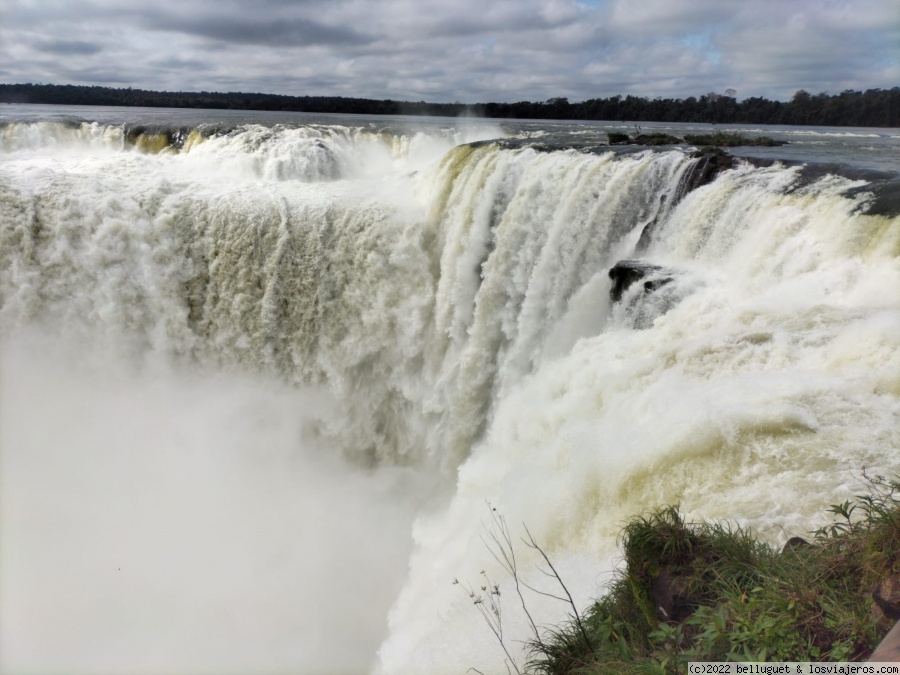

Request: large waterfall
left=2, top=112, right=898, bottom=674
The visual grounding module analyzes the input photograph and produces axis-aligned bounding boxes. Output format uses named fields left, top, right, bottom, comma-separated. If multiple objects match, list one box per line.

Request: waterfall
left=1, top=118, right=898, bottom=674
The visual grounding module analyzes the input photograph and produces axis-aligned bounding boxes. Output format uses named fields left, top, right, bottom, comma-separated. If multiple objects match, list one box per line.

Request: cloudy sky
left=1, top=0, right=897, bottom=103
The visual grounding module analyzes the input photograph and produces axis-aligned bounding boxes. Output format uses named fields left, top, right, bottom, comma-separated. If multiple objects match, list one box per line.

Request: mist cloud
left=0, top=334, right=431, bottom=674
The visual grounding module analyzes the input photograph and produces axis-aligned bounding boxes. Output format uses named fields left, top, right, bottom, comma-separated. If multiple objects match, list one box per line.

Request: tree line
left=1, top=83, right=897, bottom=127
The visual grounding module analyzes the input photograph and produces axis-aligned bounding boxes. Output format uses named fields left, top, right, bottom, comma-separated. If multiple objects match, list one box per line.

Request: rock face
left=846, top=178, right=900, bottom=217
left=874, top=574, right=900, bottom=621
left=608, top=260, right=673, bottom=303
left=781, top=536, right=813, bottom=554
left=634, top=133, right=682, bottom=146
left=683, top=133, right=786, bottom=147
left=651, top=569, right=698, bottom=622
left=683, top=150, right=736, bottom=192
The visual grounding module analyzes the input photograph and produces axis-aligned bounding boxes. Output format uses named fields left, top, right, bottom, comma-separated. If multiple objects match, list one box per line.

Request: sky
left=0, top=0, right=897, bottom=103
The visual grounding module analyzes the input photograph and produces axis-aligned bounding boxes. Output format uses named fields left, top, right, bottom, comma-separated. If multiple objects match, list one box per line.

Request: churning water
left=1, top=105, right=898, bottom=674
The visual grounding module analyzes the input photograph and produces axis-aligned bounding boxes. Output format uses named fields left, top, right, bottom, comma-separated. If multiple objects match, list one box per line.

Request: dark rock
left=683, top=151, right=736, bottom=190
left=635, top=151, right=735, bottom=252
left=651, top=569, right=699, bottom=622
left=608, top=260, right=672, bottom=303
left=845, top=179, right=900, bottom=217
left=607, top=132, right=684, bottom=146
left=634, top=133, right=683, bottom=146
left=635, top=221, right=660, bottom=254
left=683, top=132, right=786, bottom=147
left=736, top=161, right=899, bottom=217
left=874, top=574, right=900, bottom=621
left=124, top=124, right=193, bottom=151
left=781, top=536, right=813, bottom=554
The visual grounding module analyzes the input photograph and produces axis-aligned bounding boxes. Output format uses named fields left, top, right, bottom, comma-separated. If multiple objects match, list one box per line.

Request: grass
left=496, top=473, right=900, bottom=674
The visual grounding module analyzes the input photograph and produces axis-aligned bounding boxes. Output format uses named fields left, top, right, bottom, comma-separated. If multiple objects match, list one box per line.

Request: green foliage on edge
left=526, top=474, right=900, bottom=674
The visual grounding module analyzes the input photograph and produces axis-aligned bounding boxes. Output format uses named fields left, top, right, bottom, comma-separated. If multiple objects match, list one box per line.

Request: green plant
left=534, top=474, right=898, bottom=673
left=464, top=474, right=900, bottom=674
left=458, top=504, right=597, bottom=675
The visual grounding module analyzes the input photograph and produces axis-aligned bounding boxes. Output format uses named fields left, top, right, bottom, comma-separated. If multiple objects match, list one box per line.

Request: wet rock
left=635, top=151, right=735, bottom=251
left=781, top=536, right=813, bottom=554
left=634, top=133, right=682, bottom=146
left=846, top=179, right=900, bottom=218
left=683, top=150, right=736, bottom=191
left=683, top=133, right=786, bottom=147
left=608, top=260, right=673, bottom=303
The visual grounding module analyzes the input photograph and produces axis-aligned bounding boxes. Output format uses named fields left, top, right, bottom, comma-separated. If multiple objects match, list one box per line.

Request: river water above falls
left=1, top=105, right=898, bottom=674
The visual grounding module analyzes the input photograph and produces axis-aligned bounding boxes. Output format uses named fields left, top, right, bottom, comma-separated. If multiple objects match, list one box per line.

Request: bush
left=633, top=133, right=683, bottom=146
left=683, top=132, right=785, bottom=147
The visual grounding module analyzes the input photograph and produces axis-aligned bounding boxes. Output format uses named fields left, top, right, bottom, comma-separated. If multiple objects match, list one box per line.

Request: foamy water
left=1, top=107, right=898, bottom=674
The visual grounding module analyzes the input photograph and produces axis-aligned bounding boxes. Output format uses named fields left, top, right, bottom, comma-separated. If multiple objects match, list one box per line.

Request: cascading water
left=1, top=110, right=898, bottom=675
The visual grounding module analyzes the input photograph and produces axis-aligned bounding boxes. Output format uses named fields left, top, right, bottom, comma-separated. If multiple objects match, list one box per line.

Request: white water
left=1, top=113, right=898, bottom=674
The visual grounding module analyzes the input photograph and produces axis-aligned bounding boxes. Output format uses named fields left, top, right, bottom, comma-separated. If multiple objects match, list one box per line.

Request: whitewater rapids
left=1, top=113, right=898, bottom=674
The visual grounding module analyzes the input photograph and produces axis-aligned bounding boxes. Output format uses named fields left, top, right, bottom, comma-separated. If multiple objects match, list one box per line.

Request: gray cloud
left=139, top=14, right=371, bottom=47
left=0, top=0, right=896, bottom=103
left=36, top=39, right=104, bottom=56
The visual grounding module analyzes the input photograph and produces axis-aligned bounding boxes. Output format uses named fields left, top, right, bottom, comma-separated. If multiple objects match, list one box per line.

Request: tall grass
left=468, top=473, right=900, bottom=674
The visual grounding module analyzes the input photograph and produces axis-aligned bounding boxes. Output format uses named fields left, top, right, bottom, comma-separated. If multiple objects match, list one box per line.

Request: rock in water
left=608, top=260, right=673, bottom=303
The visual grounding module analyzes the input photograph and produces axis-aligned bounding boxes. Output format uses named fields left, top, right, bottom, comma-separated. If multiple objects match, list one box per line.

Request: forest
left=1, top=83, right=897, bottom=127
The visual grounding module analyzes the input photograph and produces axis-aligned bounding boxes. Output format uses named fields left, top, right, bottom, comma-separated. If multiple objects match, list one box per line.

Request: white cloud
left=1, top=0, right=896, bottom=102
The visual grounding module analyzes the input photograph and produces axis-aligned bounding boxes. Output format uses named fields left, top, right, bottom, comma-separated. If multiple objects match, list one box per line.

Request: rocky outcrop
left=781, top=536, right=813, bottom=554
left=606, top=131, right=787, bottom=148
left=683, top=149, right=736, bottom=190
left=651, top=569, right=699, bottom=622
left=608, top=260, right=673, bottom=303
left=683, top=133, right=786, bottom=147
left=846, top=178, right=900, bottom=217
left=874, top=575, right=900, bottom=621
left=634, top=133, right=682, bottom=146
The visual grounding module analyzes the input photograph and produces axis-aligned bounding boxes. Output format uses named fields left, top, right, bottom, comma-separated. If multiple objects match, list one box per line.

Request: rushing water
left=1, top=104, right=898, bottom=675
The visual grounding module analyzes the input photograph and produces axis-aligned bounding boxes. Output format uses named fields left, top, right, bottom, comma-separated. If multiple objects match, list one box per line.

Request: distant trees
left=1, top=83, right=897, bottom=127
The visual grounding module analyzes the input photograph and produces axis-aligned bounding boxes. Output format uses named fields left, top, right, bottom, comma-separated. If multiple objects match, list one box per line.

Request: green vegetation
left=465, top=474, right=900, bottom=674
left=682, top=132, right=784, bottom=147
left=632, top=133, right=683, bottom=146
left=528, top=474, right=900, bottom=673
left=2, top=84, right=898, bottom=127
left=607, top=130, right=784, bottom=148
